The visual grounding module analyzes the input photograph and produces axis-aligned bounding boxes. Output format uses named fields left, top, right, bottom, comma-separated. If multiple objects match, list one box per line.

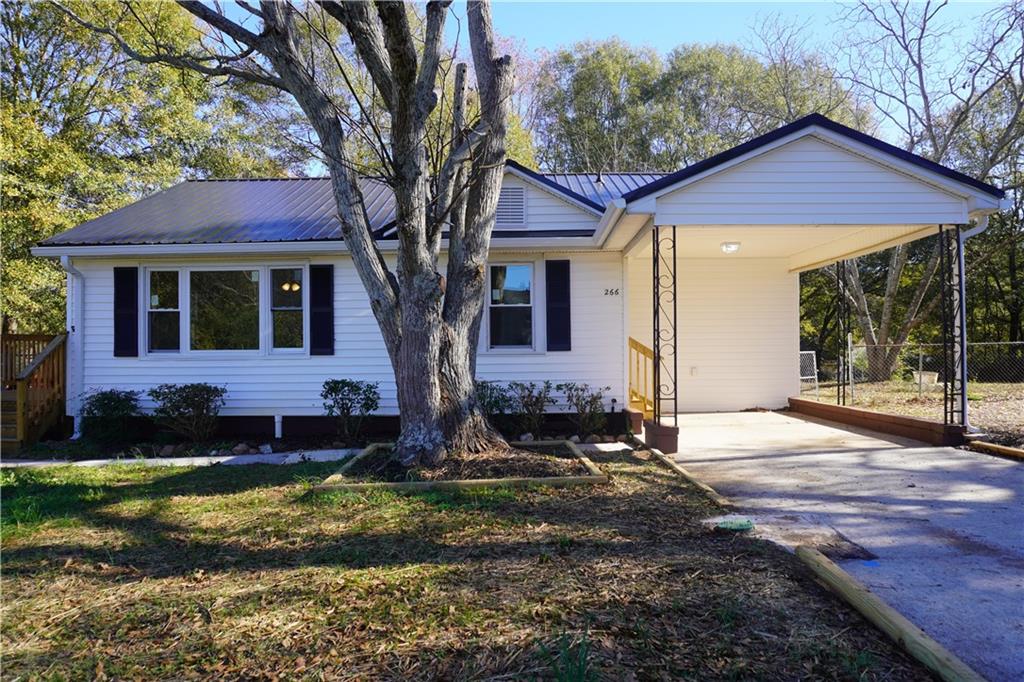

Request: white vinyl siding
left=71, top=252, right=625, bottom=417
left=626, top=255, right=799, bottom=412
left=654, top=136, right=968, bottom=225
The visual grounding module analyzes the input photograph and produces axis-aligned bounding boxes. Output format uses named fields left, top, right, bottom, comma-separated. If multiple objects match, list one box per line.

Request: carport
left=673, top=410, right=1024, bottom=681
left=611, top=115, right=1007, bottom=453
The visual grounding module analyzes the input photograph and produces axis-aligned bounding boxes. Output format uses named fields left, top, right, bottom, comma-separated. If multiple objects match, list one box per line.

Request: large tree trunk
left=433, top=1, right=514, bottom=458
left=58, top=0, right=514, bottom=468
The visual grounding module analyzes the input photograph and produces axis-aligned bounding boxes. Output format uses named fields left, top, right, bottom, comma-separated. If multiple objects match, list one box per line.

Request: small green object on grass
left=716, top=518, right=754, bottom=532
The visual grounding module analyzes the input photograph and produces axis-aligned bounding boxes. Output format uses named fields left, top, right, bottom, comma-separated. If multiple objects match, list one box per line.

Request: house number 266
left=604, top=288, right=620, bottom=296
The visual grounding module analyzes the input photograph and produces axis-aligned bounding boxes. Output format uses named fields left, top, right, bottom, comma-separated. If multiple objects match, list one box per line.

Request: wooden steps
left=2, top=392, right=21, bottom=453
left=0, top=335, right=66, bottom=455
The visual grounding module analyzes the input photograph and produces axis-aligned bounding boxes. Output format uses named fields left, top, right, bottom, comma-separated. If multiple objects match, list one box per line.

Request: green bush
left=557, top=382, right=610, bottom=437
left=147, top=383, right=227, bottom=443
left=321, top=379, right=380, bottom=443
left=508, top=381, right=555, bottom=437
left=475, top=380, right=515, bottom=419
left=80, top=389, right=142, bottom=444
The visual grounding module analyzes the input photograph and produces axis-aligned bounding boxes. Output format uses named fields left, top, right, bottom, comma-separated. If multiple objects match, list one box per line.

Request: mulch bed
left=344, top=443, right=586, bottom=482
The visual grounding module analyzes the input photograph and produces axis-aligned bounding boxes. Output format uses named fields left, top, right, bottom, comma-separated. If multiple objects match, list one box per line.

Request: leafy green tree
left=533, top=38, right=867, bottom=173
left=534, top=39, right=663, bottom=172
left=0, top=1, right=304, bottom=332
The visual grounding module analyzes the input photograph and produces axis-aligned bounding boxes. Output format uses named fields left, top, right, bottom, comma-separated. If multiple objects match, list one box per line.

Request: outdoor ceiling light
left=720, top=241, right=741, bottom=254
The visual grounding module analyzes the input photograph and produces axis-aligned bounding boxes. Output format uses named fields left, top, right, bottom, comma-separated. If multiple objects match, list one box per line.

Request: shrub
left=557, top=383, right=610, bottom=438
left=148, top=383, right=227, bottom=442
left=321, top=379, right=380, bottom=443
left=475, top=380, right=515, bottom=419
left=508, top=380, right=555, bottom=437
left=80, top=389, right=142, bottom=444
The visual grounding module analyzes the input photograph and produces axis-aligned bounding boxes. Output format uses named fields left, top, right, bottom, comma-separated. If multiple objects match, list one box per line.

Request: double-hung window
left=143, top=265, right=308, bottom=355
left=271, top=268, right=304, bottom=350
left=488, top=264, right=533, bottom=349
left=147, top=270, right=180, bottom=351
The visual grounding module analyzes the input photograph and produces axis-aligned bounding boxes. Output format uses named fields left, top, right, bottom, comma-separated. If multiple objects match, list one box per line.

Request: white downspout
left=957, top=215, right=990, bottom=429
left=60, top=256, right=85, bottom=438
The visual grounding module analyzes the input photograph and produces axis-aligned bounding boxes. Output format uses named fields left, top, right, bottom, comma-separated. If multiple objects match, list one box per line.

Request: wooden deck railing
left=628, top=336, right=655, bottom=420
left=2, top=333, right=55, bottom=389
left=14, top=334, right=66, bottom=446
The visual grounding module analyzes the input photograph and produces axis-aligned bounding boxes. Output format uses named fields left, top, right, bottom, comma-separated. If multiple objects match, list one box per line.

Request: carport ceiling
left=628, top=223, right=937, bottom=272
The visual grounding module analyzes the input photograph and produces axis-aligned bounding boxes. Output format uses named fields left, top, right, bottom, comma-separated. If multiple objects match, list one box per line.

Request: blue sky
left=474, top=1, right=996, bottom=55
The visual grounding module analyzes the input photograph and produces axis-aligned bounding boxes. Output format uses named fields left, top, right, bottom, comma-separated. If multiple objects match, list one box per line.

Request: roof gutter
left=591, top=198, right=627, bottom=248
left=32, top=234, right=604, bottom=258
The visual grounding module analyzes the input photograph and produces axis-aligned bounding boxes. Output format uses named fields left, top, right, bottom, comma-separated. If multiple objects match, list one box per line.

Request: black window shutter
left=545, top=260, right=571, bottom=351
left=113, top=267, right=139, bottom=357
left=309, top=264, right=335, bottom=355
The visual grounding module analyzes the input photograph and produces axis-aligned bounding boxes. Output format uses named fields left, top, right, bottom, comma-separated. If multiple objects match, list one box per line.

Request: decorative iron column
left=939, top=225, right=967, bottom=426
left=651, top=225, right=678, bottom=425
left=835, top=260, right=851, bottom=405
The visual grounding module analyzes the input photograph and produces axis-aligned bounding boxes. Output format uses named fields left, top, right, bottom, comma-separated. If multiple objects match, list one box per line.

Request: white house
left=34, top=114, right=1007, bottom=451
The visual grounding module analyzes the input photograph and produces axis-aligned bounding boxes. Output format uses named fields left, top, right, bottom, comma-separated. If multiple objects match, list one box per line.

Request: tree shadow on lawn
left=2, top=508, right=723, bottom=584
left=1, top=460, right=339, bottom=531
left=2, top=460, right=736, bottom=584
left=1, top=461, right=935, bottom=681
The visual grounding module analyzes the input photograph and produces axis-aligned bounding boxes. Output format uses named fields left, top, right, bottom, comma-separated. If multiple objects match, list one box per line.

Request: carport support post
left=847, top=332, right=854, bottom=404
left=954, top=227, right=969, bottom=427
left=939, top=226, right=968, bottom=428
left=646, top=224, right=681, bottom=454
left=835, top=260, right=851, bottom=406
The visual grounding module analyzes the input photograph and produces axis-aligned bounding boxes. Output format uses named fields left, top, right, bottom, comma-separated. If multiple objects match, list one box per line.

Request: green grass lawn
left=1, top=453, right=929, bottom=680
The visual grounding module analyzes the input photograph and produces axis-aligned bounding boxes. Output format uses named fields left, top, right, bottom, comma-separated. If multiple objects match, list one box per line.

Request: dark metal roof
left=41, top=114, right=1002, bottom=248
left=621, top=113, right=1005, bottom=202
left=42, top=177, right=396, bottom=246
left=507, top=160, right=614, bottom=212
left=541, top=172, right=667, bottom=206
left=41, top=165, right=656, bottom=247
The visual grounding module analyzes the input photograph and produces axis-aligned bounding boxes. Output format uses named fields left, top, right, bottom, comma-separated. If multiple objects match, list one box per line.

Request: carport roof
left=620, top=113, right=1005, bottom=203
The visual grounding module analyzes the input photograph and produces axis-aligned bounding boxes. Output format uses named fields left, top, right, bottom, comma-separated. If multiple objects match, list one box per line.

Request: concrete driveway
left=672, top=411, right=1024, bottom=681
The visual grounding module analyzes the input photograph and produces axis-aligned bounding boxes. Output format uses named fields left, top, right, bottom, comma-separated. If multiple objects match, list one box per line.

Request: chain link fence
left=800, top=341, right=1024, bottom=447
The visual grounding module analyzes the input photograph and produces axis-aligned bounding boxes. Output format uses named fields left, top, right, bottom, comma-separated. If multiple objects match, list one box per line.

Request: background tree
left=831, top=0, right=1023, bottom=379
left=57, top=0, right=515, bottom=466
left=1, top=0, right=304, bottom=333
left=533, top=35, right=867, bottom=173
left=534, top=39, right=662, bottom=172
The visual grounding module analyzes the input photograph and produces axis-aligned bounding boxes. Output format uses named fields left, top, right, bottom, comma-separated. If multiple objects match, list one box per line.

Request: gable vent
left=495, top=187, right=526, bottom=226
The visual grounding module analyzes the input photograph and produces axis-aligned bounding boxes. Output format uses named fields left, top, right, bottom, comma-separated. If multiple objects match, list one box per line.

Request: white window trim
left=268, top=266, right=308, bottom=354
left=483, top=260, right=546, bottom=354
left=139, top=262, right=310, bottom=358
left=144, top=268, right=181, bottom=354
